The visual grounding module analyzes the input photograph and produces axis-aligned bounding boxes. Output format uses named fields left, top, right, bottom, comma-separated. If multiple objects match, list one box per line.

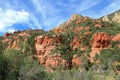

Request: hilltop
left=101, top=9, right=120, bottom=22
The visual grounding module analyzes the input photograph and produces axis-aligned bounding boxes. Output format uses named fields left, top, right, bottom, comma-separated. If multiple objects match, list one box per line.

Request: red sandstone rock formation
left=72, top=54, right=81, bottom=67
left=84, top=31, right=92, bottom=35
left=75, top=19, right=81, bottom=24
left=74, top=27, right=83, bottom=32
left=112, top=34, right=120, bottom=41
left=74, top=26, right=91, bottom=32
left=4, top=32, right=10, bottom=38
left=18, top=32, right=31, bottom=36
left=83, top=17, right=89, bottom=22
left=94, top=24, right=102, bottom=28
left=84, top=27, right=91, bottom=31
left=90, top=32, right=110, bottom=50
left=89, top=50, right=100, bottom=63
left=70, top=36, right=81, bottom=50
left=45, top=54, right=67, bottom=70
left=54, top=28, right=63, bottom=34
left=35, top=35, right=62, bottom=55
left=35, top=35, right=68, bottom=71
left=95, top=20, right=101, bottom=23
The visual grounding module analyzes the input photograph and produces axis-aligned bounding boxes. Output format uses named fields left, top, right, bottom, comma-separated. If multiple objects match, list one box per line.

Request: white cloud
left=0, top=7, right=30, bottom=33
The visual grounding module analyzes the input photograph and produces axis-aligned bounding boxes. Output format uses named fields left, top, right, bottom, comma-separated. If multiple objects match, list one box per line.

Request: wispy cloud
left=31, top=0, right=59, bottom=30
left=32, top=0, right=47, bottom=20
left=30, top=0, right=51, bottom=30
left=77, top=0, right=100, bottom=12
left=101, top=0, right=120, bottom=15
left=0, top=7, right=30, bottom=33
left=28, top=12, right=42, bottom=29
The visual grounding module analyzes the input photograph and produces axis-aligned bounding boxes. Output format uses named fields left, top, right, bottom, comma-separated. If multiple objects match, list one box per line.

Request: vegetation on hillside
left=1, top=12, right=120, bottom=80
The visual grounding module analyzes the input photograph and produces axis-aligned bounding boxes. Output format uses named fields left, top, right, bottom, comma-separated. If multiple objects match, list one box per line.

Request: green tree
left=18, top=56, right=50, bottom=80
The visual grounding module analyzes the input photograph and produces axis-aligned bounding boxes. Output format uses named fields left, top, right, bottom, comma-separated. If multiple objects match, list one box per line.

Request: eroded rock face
left=18, top=32, right=31, bottom=36
left=74, top=26, right=91, bottom=32
left=4, top=32, right=10, bottom=38
left=35, top=35, right=83, bottom=70
left=90, top=32, right=110, bottom=50
left=69, top=14, right=83, bottom=21
left=94, top=24, right=102, bottom=28
left=83, top=16, right=89, bottom=22
left=37, top=54, right=68, bottom=71
left=72, top=55, right=81, bottom=67
left=112, top=12, right=120, bottom=23
left=89, top=49, right=100, bottom=63
left=101, top=10, right=120, bottom=23
left=35, top=35, right=62, bottom=55
left=84, top=31, right=92, bottom=35
left=54, top=28, right=63, bottom=34
left=45, top=54, right=67, bottom=70
left=35, top=35, right=68, bottom=71
left=112, top=34, right=120, bottom=41
left=70, top=36, right=81, bottom=50
left=102, top=15, right=109, bottom=22
left=111, top=34, right=120, bottom=48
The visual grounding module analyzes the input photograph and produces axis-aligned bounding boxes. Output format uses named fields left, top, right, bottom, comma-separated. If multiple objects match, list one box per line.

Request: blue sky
left=0, top=0, right=120, bottom=35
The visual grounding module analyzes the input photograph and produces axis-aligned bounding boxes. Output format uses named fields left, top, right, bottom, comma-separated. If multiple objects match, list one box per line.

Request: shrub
left=3, top=49, right=24, bottom=80
left=18, top=56, right=50, bottom=80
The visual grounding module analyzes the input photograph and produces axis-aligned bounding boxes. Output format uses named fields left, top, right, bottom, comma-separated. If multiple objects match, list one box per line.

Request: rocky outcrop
left=72, top=54, right=81, bottom=67
left=35, top=35, right=56, bottom=55
left=70, top=36, right=81, bottom=50
left=89, top=32, right=111, bottom=63
left=112, top=34, right=120, bottom=41
left=35, top=35, right=82, bottom=70
left=4, top=32, right=10, bottom=39
left=112, top=12, right=120, bottom=23
left=102, top=15, right=109, bottom=22
left=54, top=28, right=63, bottom=34
left=45, top=54, right=67, bottom=70
left=35, top=35, right=68, bottom=70
left=84, top=31, right=92, bottom=35
left=18, top=32, right=31, bottom=36
left=94, top=24, right=102, bottom=28
left=89, top=49, right=100, bottom=63
left=69, top=14, right=83, bottom=21
left=90, top=32, right=110, bottom=50
left=74, top=26, right=91, bottom=33
left=101, top=10, right=120, bottom=23
left=83, top=16, right=89, bottom=22
left=94, top=20, right=102, bottom=28
left=111, top=34, right=120, bottom=48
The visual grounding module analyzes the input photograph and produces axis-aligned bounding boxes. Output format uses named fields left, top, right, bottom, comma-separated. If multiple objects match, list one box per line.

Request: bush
left=0, top=51, right=8, bottom=80
left=18, top=56, right=50, bottom=80
left=3, top=49, right=24, bottom=80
